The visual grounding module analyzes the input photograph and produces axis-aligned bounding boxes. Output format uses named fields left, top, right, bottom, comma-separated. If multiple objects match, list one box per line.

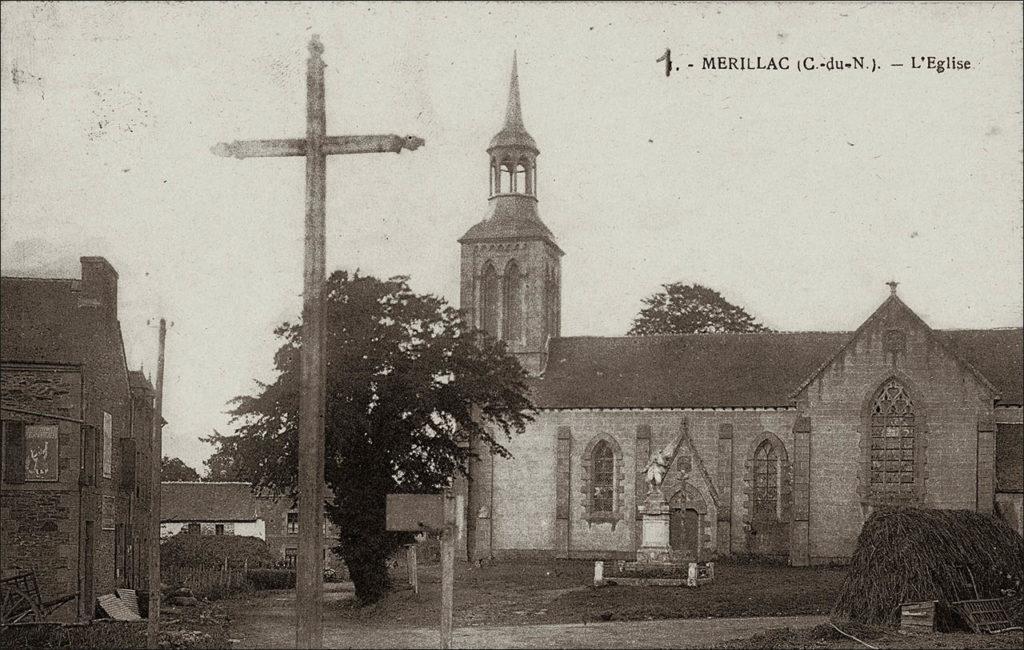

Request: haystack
left=832, top=508, right=1024, bottom=627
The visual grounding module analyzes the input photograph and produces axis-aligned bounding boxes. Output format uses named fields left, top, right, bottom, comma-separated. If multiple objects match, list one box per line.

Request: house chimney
left=79, top=256, right=119, bottom=321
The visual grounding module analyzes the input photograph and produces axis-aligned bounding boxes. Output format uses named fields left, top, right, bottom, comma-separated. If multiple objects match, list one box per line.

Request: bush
left=247, top=568, right=296, bottom=590
left=161, top=533, right=275, bottom=570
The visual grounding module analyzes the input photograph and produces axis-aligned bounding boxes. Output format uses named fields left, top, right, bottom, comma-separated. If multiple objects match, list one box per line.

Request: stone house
left=1, top=257, right=157, bottom=620
left=160, top=481, right=344, bottom=572
left=160, top=481, right=266, bottom=539
left=457, top=59, right=1024, bottom=565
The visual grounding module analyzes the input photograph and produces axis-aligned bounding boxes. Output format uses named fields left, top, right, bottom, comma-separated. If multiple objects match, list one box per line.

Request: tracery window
left=753, top=440, right=779, bottom=517
left=591, top=440, right=615, bottom=513
left=870, top=378, right=916, bottom=502
left=503, top=260, right=522, bottom=343
left=480, top=263, right=501, bottom=337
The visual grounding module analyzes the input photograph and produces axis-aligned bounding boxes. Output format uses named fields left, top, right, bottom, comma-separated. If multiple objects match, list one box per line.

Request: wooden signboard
left=24, top=425, right=58, bottom=482
left=386, top=493, right=445, bottom=532
left=386, top=491, right=455, bottom=648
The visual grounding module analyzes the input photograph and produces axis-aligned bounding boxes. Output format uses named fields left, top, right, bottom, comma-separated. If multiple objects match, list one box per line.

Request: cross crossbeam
left=211, top=134, right=425, bottom=159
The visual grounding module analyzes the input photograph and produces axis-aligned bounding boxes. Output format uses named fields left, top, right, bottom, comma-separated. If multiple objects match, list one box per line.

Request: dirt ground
left=330, top=559, right=846, bottom=627
left=222, top=560, right=1023, bottom=648
left=715, top=622, right=1024, bottom=649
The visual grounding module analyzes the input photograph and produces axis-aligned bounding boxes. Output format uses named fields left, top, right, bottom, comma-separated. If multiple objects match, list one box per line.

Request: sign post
left=386, top=491, right=456, bottom=648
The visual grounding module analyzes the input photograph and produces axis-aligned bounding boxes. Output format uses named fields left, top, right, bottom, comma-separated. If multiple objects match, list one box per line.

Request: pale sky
left=2, top=2, right=1021, bottom=472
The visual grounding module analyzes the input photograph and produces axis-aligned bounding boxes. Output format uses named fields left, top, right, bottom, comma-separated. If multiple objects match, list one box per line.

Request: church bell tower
left=459, top=53, right=563, bottom=376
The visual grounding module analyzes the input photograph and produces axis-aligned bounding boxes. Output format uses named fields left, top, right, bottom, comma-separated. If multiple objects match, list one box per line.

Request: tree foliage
left=224, top=271, right=535, bottom=603
left=161, top=455, right=201, bottom=481
left=628, top=283, right=771, bottom=335
left=201, top=430, right=247, bottom=482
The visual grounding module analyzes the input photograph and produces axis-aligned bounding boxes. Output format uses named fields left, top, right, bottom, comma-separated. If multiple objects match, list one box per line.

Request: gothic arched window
left=591, top=440, right=615, bottom=513
left=544, top=265, right=559, bottom=339
left=753, top=440, right=779, bottom=518
left=870, top=377, right=916, bottom=503
left=480, top=262, right=501, bottom=337
left=503, top=260, right=522, bottom=343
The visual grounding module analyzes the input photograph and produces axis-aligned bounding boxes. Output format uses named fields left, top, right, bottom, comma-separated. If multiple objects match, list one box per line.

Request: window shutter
left=81, top=425, right=97, bottom=486
left=3, top=420, right=26, bottom=483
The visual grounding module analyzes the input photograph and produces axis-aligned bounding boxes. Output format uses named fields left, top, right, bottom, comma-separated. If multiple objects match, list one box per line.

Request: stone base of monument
left=591, top=488, right=715, bottom=587
left=595, top=559, right=715, bottom=587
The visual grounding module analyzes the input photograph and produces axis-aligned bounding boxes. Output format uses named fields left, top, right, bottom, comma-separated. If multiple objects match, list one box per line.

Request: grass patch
left=323, top=558, right=845, bottom=626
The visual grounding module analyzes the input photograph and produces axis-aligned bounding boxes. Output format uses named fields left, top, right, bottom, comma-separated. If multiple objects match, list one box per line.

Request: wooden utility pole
left=440, top=488, right=456, bottom=649
left=212, top=35, right=423, bottom=649
left=146, top=318, right=166, bottom=649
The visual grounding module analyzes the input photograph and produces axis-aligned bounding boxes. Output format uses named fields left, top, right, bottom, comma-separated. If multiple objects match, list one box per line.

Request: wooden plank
left=900, top=601, right=935, bottom=633
left=387, top=494, right=445, bottom=531
left=99, top=593, right=141, bottom=621
left=116, top=589, right=140, bottom=617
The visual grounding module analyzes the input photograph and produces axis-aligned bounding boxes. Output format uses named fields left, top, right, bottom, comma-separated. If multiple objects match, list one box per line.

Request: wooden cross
left=212, top=35, right=423, bottom=649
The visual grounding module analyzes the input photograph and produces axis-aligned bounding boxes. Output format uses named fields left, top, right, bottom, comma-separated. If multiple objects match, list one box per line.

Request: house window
left=284, top=547, right=297, bottom=568
left=753, top=440, right=779, bottom=518
left=186, top=522, right=200, bottom=534
left=287, top=511, right=299, bottom=534
left=870, top=378, right=916, bottom=503
left=215, top=524, right=225, bottom=535
left=591, top=440, right=615, bottom=513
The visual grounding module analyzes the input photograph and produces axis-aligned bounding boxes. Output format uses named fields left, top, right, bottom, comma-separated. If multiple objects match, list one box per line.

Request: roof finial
left=504, top=51, right=524, bottom=128
left=886, top=280, right=899, bottom=296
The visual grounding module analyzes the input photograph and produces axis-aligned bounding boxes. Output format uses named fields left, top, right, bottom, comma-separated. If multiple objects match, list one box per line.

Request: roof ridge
left=1, top=275, right=78, bottom=283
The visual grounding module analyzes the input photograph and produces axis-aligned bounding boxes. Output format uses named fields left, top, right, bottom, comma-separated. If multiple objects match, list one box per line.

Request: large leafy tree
left=225, top=271, right=534, bottom=603
left=628, top=282, right=771, bottom=335
left=161, top=456, right=201, bottom=481
left=200, top=430, right=246, bottom=482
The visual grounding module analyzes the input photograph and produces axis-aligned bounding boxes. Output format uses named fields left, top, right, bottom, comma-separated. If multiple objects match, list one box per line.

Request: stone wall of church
left=798, top=308, right=995, bottom=564
left=484, top=408, right=800, bottom=561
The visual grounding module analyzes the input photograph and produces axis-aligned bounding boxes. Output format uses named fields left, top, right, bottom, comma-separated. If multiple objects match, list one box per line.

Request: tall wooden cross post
left=213, top=35, right=424, bottom=648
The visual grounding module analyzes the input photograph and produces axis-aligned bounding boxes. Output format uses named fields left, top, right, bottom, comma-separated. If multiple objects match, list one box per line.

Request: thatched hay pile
left=832, top=508, right=1024, bottom=627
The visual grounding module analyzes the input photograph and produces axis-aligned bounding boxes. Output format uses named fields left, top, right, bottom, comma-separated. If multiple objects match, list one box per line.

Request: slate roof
left=161, top=482, right=259, bottom=522
left=488, top=53, right=537, bottom=152
left=531, top=328, right=1024, bottom=409
left=531, top=332, right=851, bottom=409
left=459, top=195, right=560, bottom=251
left=935, top=329, right=1023, bottom=406
left=128, top=370, right=154, bottom=392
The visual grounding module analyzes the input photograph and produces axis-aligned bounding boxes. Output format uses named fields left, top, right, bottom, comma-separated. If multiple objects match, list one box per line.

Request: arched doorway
left=669, top=507, right=699, bottom=555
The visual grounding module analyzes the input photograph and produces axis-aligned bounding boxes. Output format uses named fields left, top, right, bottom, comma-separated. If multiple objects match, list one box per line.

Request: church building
left=458, top=57, right=1024, bottom=566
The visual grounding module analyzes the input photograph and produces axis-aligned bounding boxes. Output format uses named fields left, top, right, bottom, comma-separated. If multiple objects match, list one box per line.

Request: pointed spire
left=886, top=280, right=900, bottom=296
left=504, top=51, right=524, bottom=128
left=488, top=51, right=537, bottom=153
